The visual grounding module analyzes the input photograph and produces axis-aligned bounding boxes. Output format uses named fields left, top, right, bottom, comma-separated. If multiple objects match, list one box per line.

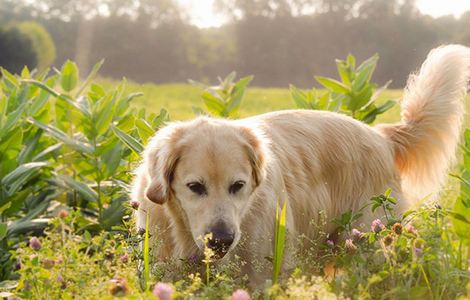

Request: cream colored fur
left=131, top=45, right=470, bottom=282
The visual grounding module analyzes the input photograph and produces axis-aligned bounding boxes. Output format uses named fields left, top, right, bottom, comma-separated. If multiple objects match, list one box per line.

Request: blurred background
left=0, top=0, right=469, bottom=88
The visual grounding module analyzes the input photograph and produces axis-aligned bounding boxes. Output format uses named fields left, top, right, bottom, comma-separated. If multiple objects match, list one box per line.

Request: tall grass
left=272, top=201, right=287, bottom=285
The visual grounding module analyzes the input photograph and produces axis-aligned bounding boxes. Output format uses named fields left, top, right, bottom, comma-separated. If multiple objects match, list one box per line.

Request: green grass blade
left=272, top=201, right=287, bottom=284
left=144, top=211, right=150, bottom=292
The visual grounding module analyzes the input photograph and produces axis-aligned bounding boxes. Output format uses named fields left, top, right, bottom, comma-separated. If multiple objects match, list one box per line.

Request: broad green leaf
left=336, top=59, right=352, bottom=86
left=0, top=103, right=26, bottom=139
left=7, top=218, right=50, bottom=237
left=370, top=80, right=392, bottom=103
left=61, top=60, right=79, bottom=92
left=135, top=119, right=155, bottom=144
left=202, top=91, right=225, bottom=116
left=76, top=59, right=104, bottom=97
left=226, top=75, right=253, bottom=115
left=1, top=162, right=47, bottom=188
left=21, top=66, right=30, bottom=78
left=0, top=223, right=7, bottom=240
left=102, top=143, right=122, bottom=177
left=353, top=54, right=378, bottom=92
left=315, top=76, right=350, bottom=94
left=95, top=97, right=115, bottom=135
left=0, top=67, right=18, bottom=90
left=32, top=143, right=63, bottom=161
left=17, top=130, right=42, bottom=165
left=112, top=125, right=144, bottom=154
left=152, top=108, right=169, bottom=129
left=0, top=202, right=11, bottom=215
left=28, top=118, right=93, bottom=154
left=56, top=174, right=98, bottom=202
left=100, top=195, right=127, bottom=229
left=347, top=54, right=356, bottom=70
left=0, top=127, right=23, bottom=153
left=290, top=85, right=309, bottom=109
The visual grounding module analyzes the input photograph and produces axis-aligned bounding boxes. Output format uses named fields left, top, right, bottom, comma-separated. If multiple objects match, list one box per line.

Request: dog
left=131, top=45, right=470, bottom=283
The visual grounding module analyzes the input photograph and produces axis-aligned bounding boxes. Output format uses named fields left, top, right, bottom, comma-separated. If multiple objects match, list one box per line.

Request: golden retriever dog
left=131, top=45, right=470, bottom=283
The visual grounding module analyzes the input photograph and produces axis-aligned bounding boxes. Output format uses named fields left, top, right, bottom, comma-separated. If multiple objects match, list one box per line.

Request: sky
left=177, top=0, right=470, bottom=28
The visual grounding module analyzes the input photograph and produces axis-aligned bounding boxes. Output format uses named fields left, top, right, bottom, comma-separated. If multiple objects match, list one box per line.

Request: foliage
left=16, top=22, right=56, bottom=71
left=191, top=72, right=253, bottom=118
left=0, top=27, right=37, bottom=74
left=291, top=53, right=396, bottom=124
left=0, top=60, right=167, bottom=280
left=4, top=196, right=469, bottom=299
left=451, top=129, right=470, bottom=240
left=272, top=201, right=287, bottom=285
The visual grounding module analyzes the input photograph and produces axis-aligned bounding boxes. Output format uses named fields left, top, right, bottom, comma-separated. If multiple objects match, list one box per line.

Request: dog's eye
left=187, top=182, right=207, bottom=196
left=229, top=180, right=245, bottom=194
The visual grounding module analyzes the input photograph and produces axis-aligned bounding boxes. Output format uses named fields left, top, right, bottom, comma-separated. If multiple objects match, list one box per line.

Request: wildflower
left=371, top=219, right=385, bottom=233
left=392, top=223, right=403, bottom=235
left=326, top=239, right=334, bottom=248
left=120, top=253, right=129, bottom=264
left=413, top=240, right=424, bottom=256
left=344, top=239, right=357, bottom=253
left=130, top=200, right=140, bottom=210
left=383, top=235, right=394, bottom=246
left=57, top=274, right=67, bottom=289
left=29, top=237, right=41, bottom=251
left=109, top=277, right=129, bottom=296
left=153, top=282, right=173, bottom=300
left=58, top=209, right=69, bottom=219
left=406, top=224, right=418, bottom=236
left=351, top=228, right=363, bottom=241
left=232, top=289, right=251, bottom=300
left=414, top=247, right=423, bottom=257
left=14, top=260, right=21, bottom=271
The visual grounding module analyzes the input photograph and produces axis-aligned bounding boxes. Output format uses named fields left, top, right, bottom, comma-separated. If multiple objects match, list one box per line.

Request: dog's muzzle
left=206, top=221, right=235, bottom=259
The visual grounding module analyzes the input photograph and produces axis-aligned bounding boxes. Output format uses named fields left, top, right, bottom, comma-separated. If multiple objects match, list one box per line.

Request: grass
left=99, top=78, right=470, bottom=128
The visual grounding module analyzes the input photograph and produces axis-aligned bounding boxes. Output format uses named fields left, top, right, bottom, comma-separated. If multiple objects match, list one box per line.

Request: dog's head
left=143, top=117, right=267, bottom=258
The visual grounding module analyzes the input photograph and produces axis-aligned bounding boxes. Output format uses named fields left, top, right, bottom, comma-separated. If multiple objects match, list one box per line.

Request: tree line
left=0, top=0, right=469, bottom=87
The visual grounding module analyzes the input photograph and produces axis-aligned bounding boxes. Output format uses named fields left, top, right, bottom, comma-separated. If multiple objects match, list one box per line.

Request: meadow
left=1, top=58, right=469, bottom=299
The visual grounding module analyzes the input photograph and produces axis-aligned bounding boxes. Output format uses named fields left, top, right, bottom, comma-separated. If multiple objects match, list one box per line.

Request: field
left=1, top=63, right=470, bottom=299
left=105, top=79, right=470, bottom=127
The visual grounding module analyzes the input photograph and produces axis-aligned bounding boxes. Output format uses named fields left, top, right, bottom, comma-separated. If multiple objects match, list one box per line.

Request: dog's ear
left=239, top=126, right=267, bottom=187
left=144, top=125, right=183, bottom=204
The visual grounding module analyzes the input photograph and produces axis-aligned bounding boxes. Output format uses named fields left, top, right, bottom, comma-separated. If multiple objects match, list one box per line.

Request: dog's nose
left=206, top=221, right=235, bottom=258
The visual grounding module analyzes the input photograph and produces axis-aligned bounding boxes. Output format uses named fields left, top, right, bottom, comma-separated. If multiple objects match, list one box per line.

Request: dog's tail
left=377, top=45, right=470, bottom=201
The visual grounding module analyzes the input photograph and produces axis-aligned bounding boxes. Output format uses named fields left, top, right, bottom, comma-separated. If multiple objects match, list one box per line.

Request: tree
left=0, top=26, right=37, bottom=74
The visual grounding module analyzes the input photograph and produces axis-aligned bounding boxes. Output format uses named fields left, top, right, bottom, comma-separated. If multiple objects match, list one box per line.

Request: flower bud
left=232, top=289, right=251, bottom=300
left=153, top=282, right=173, bottom=300
left=371, top=219, right=385, bottom=233
left=29, top=237, right=41, bottom=251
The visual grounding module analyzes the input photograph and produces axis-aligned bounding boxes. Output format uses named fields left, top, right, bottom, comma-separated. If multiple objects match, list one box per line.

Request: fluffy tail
left=378, top=44, right=470, bottom=201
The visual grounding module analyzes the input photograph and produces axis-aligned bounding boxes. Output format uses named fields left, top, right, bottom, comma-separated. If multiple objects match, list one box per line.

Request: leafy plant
left=450, top=129, right=470, bottom=240
left=272, top=201, right=287, bottom=285
left=291, top=53, right=396, bottom=124
left=191, top=72, right=253, bottom=118
left=0, top=60, right=168, bottom=280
